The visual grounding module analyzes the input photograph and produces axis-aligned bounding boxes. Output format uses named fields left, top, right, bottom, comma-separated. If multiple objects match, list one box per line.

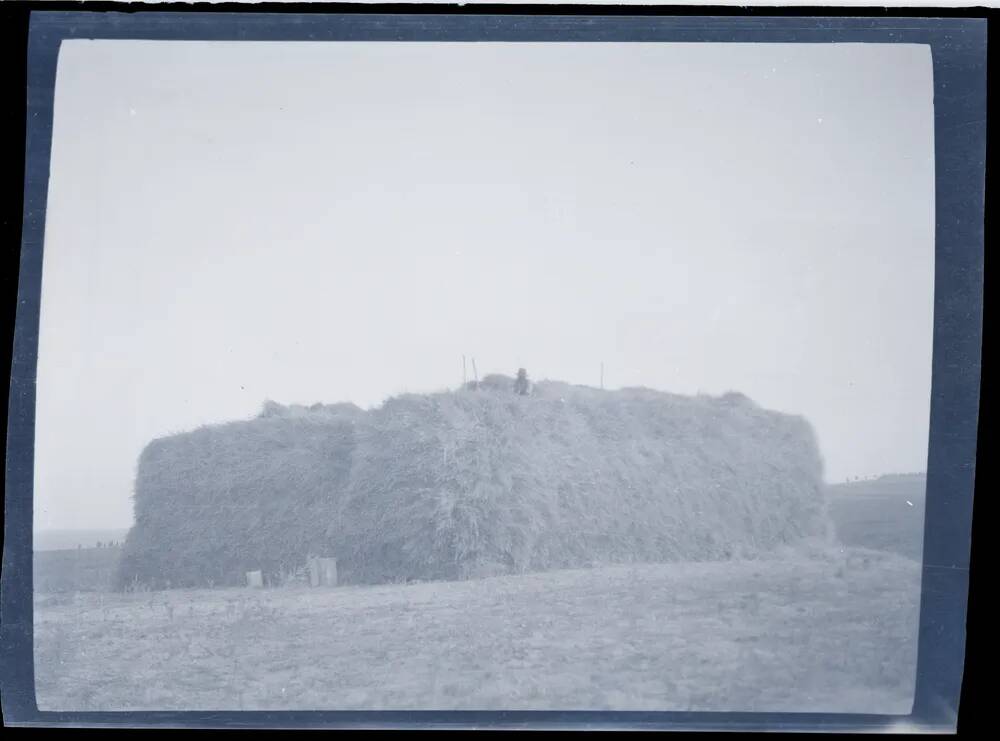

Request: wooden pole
left=463, top=355, right=467, bottom=386
left=471, top=357, right=479, bottom=387
left=307, top=557, right=320, bottom=587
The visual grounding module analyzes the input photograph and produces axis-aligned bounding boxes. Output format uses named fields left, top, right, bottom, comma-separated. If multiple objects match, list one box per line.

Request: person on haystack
left=514, top=368, right=531, bottom=396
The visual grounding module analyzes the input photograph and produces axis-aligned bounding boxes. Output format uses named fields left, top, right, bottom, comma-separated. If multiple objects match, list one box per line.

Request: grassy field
left=33, top=475, right=925, bottom=711
left=35, top=545, right=919, bottom=713
left=33, top=546, right=122, bottom=593
left=827, top=475, right=925, bottom=561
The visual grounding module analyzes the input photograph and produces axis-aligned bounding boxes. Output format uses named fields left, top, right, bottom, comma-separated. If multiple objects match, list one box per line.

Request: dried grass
left=117, top=381, right=829, bottom=589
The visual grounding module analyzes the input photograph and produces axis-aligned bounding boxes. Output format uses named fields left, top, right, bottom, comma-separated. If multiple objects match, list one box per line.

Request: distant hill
left=827, top=474, right=926, bottom=561
left=116, top=380, right=830, bottom=590
left=34, top=528, right=130, bottom=552
left=34, top=545, right=123, bottom=593
left=833, top=472, right=927, bottom=492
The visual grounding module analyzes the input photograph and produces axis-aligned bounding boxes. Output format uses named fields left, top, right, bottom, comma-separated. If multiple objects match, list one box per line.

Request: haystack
left=116, top=405, right=356, bottom=589
left=115, top=383, right=829, bottom=589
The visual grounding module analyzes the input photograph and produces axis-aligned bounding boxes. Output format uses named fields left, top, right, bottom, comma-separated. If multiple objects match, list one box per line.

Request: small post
left=600, top=362, right=604, bottom=390
left=318, top=558, right=338, bottom=587
left=462, top=355, right=467, bottom=386
left=471, top=357, right=479, bottom=388
left=307, top=556, right=320, bottom=587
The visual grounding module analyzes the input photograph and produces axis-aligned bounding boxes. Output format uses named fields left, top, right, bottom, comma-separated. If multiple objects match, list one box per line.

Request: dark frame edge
left=2, top=6, right=988, bottom=731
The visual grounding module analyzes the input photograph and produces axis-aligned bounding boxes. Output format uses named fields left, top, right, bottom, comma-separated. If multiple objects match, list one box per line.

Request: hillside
left=34, top=529, right=129, bottom=552
left=116, top=379, right=830, bottom=589
left=34, top=546, right=122, bottom=593
left=827, top=474, right=926, bottom=562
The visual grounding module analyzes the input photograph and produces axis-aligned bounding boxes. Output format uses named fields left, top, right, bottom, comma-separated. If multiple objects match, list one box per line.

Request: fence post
left=307, top=557, right=320, bottom=587
left=318, top=558, right=338, bottom=587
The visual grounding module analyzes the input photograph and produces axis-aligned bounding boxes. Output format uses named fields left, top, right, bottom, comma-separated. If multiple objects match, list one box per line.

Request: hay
left=116, top=383, right=829, bottom=589
left=116, top=404, right=356, bottom=589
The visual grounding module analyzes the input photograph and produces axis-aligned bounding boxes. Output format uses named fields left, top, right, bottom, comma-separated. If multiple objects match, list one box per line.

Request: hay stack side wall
left=116, top=385, right=828, bottom=589
left=335, top=383, right=827, bottom=582
left=115, top=414, right=355, bottom=589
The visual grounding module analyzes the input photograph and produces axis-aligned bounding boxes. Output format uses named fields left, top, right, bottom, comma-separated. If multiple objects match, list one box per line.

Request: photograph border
left=2, top=5, right=986, bottom=731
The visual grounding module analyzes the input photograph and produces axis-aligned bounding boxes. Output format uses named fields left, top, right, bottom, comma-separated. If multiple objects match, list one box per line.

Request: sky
left=34, top=40, right=935, bottom=531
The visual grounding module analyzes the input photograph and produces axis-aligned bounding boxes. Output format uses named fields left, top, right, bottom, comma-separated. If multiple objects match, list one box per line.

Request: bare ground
left=34, top=546, right=919, bottom=713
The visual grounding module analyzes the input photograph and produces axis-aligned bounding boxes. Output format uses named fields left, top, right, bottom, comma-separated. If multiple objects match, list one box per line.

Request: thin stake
left=463, top=355, right=467, bottom=385
left=600, top=362, right=604, bottom=390
left=472, top=357, right=479, bottom=387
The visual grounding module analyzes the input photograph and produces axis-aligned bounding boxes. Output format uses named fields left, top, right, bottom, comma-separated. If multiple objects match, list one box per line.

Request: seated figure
left=514, top=368, right=531, bottom=396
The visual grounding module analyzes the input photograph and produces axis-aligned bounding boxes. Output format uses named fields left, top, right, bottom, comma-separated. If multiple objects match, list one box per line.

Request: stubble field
left=35, top=545, right=919, bottom=713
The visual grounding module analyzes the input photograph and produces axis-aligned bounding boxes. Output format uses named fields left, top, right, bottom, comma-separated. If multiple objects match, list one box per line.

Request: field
left=33, top=476, right=925, bottom=712
left=33, top=546, right=122, bottom=593
left=35, top=546, right=919, bottom=713
left=33, top=529, right=128, bottom=552
left=827, top=476, right=925, bottom=561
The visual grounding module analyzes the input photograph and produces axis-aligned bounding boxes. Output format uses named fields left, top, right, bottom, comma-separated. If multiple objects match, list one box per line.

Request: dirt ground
left=34, top=545, right=919, bottom=713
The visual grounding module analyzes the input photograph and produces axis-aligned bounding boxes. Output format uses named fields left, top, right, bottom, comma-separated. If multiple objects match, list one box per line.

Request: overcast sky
left=35, top=40, right=934, bottom=531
